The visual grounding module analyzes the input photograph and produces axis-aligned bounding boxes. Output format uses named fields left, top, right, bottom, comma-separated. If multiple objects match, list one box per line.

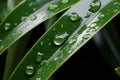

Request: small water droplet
left=29, top=2, right=34, bottom=6
left=53, top=28, right=56, bottom=31
left=68, top=38, right=76, bottom=44
left=53, top=32, right=69, bottom=46
left=21, top=16, right=27, bottom=21
left=89, top=0, right=101, bottom=13
left=36, top=52, right=44, bottom=63
left=40, top=41, right=44, bottom=46
left=40, top=60, right=48, bottom=66
left=48, top=4, right=58, bottom=11
left=98, top=13, right=104, bottom=19
left=87, top=28, right=95, bottom=34
left=61, top=0, right=69, bottom=4
left=114, top=66, right=120, bottom=75
left=61, top=24, right=64, bottom=28
left=85, top=13, right=91, bottom=18
left=68, top=12, right=81, bottom=22
left=82, top=34, right=91, bottom=39
left=4, top=23, right=11, bottom=31
left=31, top=15, right=37, bottom=21
left=0, top=39, right=2, bottom=43
left=25, top=65, right=34, bottom=76
left=89, top=22, right=97, bottom=28
left=36, top=78, right=41, bottom=80
left=0, top=46, right=4, bottom=50
left=48, top=43, right=52, bottom=46
left=54, top=57, right=59, bottom=61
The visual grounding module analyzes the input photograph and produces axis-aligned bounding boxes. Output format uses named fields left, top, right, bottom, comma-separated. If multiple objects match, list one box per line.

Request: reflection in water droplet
left=53, top=32, right=69, bottom=46
left=85, top=13, right=91, bottom=18
left=31, top=15, right=37, bottom=21
left=4, top=23, right=11, bottom=31
left=89, top=0, right=101, bottom=13
left=36, top=52, right=44, bottom=63
left=61, top=0, right=69, bottom=4
left=25, top=65, right=34, bottom=76
left=48, top=4, right=58, bottom=11
left=68, top=12, right=81, bottom=22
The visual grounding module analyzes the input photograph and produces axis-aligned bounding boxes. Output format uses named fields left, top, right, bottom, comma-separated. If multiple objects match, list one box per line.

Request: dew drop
left=89, top=22, right=97, bottom=28
left=48, top=4, right=58, bottom=11
left=4, top=23, right=11, bottom=31
left=61, top=0, right=69, bottom=4
left=85, top=13, right=91, bottom=18
left=89, top=0, right=101, bottom=13
left=40, top=41, right=44, bottom=46
left=36, top=52, right=44, bottom=63
left=98, top=13, right=104, bottom=19
left=25, top=65, right=34, bottom=76
left=82, top=34, right=91, bottom=39
left=53, top=32, right=69, bottom=46
left=0, top=39, right=2, bottom=43
left=68, top=38, right=76, bottom=44
left=36, top=78, right=41, bottom=80
left=21, top=16, right=27, bottom=21
left=40, top=60, right=48, bottom=66
left=31, top=15, right=37, bottom=21
left=68, top=12, right=81, bottom=22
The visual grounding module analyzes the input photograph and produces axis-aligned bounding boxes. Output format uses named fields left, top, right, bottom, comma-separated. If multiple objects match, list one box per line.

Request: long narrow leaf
left=0, top=0, right=80, bottom=55
left=9, top=0, right=120, bottom=80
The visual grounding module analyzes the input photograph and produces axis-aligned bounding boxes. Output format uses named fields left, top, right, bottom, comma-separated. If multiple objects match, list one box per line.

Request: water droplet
left=61, top=24, right=64, bottom=28
left=36, top=78, right=41, bottom=80
left=53, top=32, right=69, bottom=46
left=25, top=65, right=34, bottom=76
left=68, top=38, right=76, bottom=44
left=82, top=34, right=91, bottom=39
left=36, top=52, right=44, bottom=63
left=114, top=66, right=120, bottom=75
left=4, top=23, right=11, bottom=31
left=40, top=60, right=48, bottom=66
left=68, top=12, right=81, bottom=22
left=0, top=39, right=2, bottom=43
left=53, top=28, right=56, bottom=31
left=54, top=57, right=59, bottom=61
left=89, top=22, right=97, bottom=28
left=48, top=43, right=52, bottom=46
left=48, top=4, right=58, bottom=11
left=31, top=15, right=37, bottom=21
left=89, top=0, right=101, bottom=13
left=61, top=0, right=69, bottom=4
left=85, top=13, right=91, bottom=18
left=40, top=41, right=44, bottom=46
left=21, top=16, right=27, bottom=21
left=98, top=13, right=104, bottom=19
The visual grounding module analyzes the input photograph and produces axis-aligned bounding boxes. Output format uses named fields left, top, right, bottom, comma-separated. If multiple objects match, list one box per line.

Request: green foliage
left=0, top=0, right=120, bottom=80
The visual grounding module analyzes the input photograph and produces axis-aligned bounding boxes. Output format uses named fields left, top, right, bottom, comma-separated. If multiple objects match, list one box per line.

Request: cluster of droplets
left=24, top=0, right=103, bottom=79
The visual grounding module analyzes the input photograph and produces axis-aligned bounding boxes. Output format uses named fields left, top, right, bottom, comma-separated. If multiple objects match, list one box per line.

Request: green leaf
left=0, top=0, right=80, bottom=55
left=9, top=0, right=120, bottom=80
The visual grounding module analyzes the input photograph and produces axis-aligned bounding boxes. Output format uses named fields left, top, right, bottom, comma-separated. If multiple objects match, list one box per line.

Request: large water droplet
left=25, top=65, right=34, bottom=76
left=89, top=0, right=101, bottom=13
left=36, top=52, right=44, bottom=63
left=61, top=0, right=69, bottom=4
left=68, top=12, right=81, bottom=22
left=31, top=15, right=37, bottom=21
left=4, top=23, right=11, bottom=31
left=48, top=4, right=58, bottom=11
left=53, top=32, right=69, bottom=46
